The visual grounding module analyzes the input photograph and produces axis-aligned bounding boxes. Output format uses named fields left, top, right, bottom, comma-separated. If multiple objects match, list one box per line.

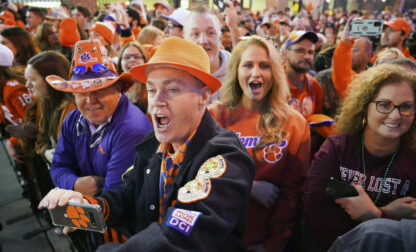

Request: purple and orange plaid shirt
left=156, top=131, right=196, bottom=223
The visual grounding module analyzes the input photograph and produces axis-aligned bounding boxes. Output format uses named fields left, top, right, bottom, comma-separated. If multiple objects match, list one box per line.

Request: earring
left=361, top=117, right=367, bottom=128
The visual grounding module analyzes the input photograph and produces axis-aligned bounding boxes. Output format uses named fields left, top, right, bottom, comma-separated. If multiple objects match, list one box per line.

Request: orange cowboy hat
left=46, top=39, right=133, bottom=93
left=129, top=37, right=221, bottom=93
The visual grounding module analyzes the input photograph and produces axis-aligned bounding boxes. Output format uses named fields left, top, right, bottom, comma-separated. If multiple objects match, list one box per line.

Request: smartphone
left=48, top=202, right=106, bottom=233
left=214, top=0, right=228, bottom=12
left=325, top=177, right=358, bottom=199
left=349, top=20, right=383, bottom=36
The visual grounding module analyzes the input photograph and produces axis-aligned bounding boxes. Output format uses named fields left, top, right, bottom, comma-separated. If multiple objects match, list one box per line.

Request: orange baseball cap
left=384, top=18, right=411, bottom=37
left=46, top=39, right=133, bottom=93
left=282, top=30, right=318, bottom=50
left=130, top=37, right=221, bottom=94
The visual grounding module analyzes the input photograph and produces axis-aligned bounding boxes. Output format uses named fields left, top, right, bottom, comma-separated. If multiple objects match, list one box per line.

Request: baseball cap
left=279, top=17, right=292, bottom=27
left=154, top=0, right=171, bottom=11
left=384, top=18, right=411, bottom=37
left=160, top=8, right=190, bottom=27
left=282, top=30, right=318, bottom=50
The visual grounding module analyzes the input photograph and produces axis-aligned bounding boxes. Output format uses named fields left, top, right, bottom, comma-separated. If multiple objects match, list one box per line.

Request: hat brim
left=45, top=72, right=134, bottom=93
left=129, top=60, right=221, bottom=94
left=384, top=23, right=410, bottom=36
left=159, top=14, right=181, bottom=26
left=283, top=31, right=318, bottom=50
left=154, top=3, right=169, bottom=9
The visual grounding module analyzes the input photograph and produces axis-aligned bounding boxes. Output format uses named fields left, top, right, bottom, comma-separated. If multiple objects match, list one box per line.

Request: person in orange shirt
left=282, top=31, right=322, bottom=118
left=332, top=17, right=374, bottom=100
left=209, top=36, right=310, bottom=252
left=376, top=17, right=416, bottom=63
left=0, top=44, right=32, bottom=126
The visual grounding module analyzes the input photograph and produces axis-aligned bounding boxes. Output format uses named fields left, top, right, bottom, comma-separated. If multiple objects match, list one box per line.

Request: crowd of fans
left=1, top=0, right=416, bottom=251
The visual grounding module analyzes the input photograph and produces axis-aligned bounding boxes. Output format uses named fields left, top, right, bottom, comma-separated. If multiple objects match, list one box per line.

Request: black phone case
left=325, top=178, right=359, bottom=199
left=48, top=202, right=106, bottom=233
left=214, top=0, right=227, bottom=12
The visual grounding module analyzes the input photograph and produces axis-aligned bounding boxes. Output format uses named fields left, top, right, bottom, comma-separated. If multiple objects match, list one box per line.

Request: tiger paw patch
left=166, top=208, right=202, bottom=236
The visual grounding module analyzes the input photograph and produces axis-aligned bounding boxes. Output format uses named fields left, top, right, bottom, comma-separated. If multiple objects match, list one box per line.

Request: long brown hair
left=222, top=36, right=291, bottom=150
left=27, top=51, right=72, bottom=141
left=117, top=42, right=148, bottom=113
left=35, top=22, right=60, bottom=51
left=0, top=27, right=40, bottom=66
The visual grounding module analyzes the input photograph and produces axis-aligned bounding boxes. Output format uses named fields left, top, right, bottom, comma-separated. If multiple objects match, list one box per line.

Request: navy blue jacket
left=95, top=110, right=255, bottom=251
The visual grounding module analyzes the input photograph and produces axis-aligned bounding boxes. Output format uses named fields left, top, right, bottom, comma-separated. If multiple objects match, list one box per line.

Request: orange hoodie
left=331, top=40, right=357, bottom=101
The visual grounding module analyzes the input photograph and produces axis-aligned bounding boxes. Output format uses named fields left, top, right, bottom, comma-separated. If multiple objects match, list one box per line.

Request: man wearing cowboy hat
left=45, top=39, right=152, bottom=196
left=39, top=37, right=254, bottom=251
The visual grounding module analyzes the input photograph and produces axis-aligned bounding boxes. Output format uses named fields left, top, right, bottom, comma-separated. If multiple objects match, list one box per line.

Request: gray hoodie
left=211, top=49, right=231, bottom=102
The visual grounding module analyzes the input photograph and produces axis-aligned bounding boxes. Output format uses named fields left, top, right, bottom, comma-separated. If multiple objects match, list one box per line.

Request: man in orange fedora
left=39, top=37, right=254, bottom=251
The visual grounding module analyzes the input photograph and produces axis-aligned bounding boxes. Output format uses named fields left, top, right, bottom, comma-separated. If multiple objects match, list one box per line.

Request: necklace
left=361, top=135, right=399, bottom=205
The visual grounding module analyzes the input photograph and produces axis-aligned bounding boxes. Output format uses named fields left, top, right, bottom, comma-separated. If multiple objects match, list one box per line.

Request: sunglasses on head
left=72, top=64, right=109, bottom=75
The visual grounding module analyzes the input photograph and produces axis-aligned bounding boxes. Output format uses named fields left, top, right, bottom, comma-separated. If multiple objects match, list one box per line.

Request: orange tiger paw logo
left=263, top=140, right=288, bottom=164
left=66, top=205, right=90, bottom=228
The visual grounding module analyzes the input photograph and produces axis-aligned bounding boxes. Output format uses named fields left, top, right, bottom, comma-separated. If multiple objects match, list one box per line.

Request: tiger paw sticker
left=66, top=205, right=90, bottom=228
left=263, top=139, right=288, bottom=164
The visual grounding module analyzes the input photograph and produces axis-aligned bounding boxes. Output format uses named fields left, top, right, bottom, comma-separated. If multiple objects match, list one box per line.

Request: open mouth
left=155, top=114, right=171, bottom=129
left=249, top=81, right=263, bottom=95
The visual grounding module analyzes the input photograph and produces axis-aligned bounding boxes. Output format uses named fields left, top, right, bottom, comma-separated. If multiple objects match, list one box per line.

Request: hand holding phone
left=48, top=202, right=106, bottom=233
left=326, top=177, right=358, bottom=199
left=214, top=0, right=229, bottom=12
left=349, top=20, right=383, bottom=36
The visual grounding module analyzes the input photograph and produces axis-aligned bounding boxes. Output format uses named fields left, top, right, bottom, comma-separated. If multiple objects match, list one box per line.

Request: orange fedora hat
left=129, top=37, right=221, bottom=94
left=46, top=39, right=133, bottom=93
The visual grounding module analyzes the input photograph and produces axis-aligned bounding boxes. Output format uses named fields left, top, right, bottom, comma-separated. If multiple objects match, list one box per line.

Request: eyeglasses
left=122, top=54, right=144, bottom=62
left=372, top=100, right=416, bottom=116
left=166, top=22, right=182, bottom=29
left=289, top=48, right=315, bottom=56
left=73, top=64, right=109, bottom=75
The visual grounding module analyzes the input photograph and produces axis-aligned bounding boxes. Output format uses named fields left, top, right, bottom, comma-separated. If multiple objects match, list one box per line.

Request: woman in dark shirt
left=306, top=64, right=416, bottom=250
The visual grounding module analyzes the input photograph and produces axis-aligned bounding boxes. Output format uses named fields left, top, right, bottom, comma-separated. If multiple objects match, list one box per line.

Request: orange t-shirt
left=1, top=79, right=33, bottom=124
left=287, top=73, right=323, bottom=118
left=209, top=104, right=310, bottom=251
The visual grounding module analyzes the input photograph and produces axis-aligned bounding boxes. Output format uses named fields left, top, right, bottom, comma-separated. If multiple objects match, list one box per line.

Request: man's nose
left=150, top=90, right=167, bottom=106
left=85, top=93, right=97, bottom=103
left=197, top=33, right=208, bottom=45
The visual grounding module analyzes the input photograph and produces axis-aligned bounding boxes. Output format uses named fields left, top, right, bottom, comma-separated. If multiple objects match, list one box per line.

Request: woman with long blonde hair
left=209, top=36, right=310, bottom=251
